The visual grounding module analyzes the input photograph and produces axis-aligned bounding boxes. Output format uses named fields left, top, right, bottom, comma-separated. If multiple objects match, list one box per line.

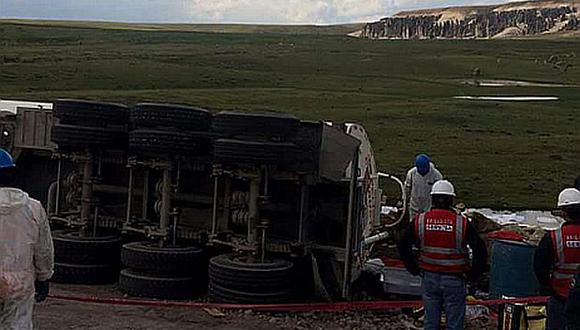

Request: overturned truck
left=0, top=99, right=403, bottom=302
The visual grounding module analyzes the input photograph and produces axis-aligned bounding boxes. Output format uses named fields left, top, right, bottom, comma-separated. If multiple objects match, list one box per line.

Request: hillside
left=362, top=0, right=580, bottom=39
left=0, top=19, right=362, bottom=36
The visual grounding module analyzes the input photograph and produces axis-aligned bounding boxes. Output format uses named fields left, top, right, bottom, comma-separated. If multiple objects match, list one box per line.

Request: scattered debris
left=229, top=309, right=419, bottom=330
left=500, top=225, right=546, bottom=246
left=466, top=304, right=491, bottom=321
left=470, top=211, right=502, bottom=233
left=468, top=209, right=553, bottom=250
left=468, top=209, right=562, bottom=230
left=202, top=307, right=226, bottom=318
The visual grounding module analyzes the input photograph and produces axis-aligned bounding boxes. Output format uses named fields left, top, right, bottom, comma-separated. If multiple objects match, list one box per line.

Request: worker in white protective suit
left=0, top=148, right=53, bottom=330
left=404, top=154, right=443, bottom=221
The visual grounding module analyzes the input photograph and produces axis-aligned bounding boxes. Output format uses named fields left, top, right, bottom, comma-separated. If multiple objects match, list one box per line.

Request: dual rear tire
left=51, top=99, right=129, bottom=151
left=118, top=241, right=206, bottom=300
left=128, top=104, right=213, bottom=157
left=51, top=230, right=122, bottom=285
left=208, top=254, right=294, bottom=304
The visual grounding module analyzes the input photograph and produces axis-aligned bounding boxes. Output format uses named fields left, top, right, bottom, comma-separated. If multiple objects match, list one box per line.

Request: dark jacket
left=397, top=208, right=488, bottom=280
left=566, top=270, right=580, bottom=329
left=533, top=233, right=554, bottom=295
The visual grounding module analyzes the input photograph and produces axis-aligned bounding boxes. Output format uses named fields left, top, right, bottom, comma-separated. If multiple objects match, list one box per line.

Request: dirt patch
left=32, top=284, right=496, bottom=329
left=492, top=27, right=525, bottom=39
left=35, top=299, right=271, bottom=330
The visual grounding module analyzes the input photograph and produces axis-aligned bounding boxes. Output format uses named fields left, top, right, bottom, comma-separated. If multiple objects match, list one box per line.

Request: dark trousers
left=566, top=286, right=580, bottom=330
left=547, top=295, right=566, bottom=330
left=422, top=271, right=466, bottom=330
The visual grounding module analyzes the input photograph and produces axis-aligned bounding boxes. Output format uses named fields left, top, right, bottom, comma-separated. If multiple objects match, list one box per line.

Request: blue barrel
left=490, top=239, right=540, bottom=298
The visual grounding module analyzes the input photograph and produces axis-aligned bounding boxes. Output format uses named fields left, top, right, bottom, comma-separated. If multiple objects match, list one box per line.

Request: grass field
left=0, top=19, right=362, bottom=35
left=0, top=20, right=578, bottom=209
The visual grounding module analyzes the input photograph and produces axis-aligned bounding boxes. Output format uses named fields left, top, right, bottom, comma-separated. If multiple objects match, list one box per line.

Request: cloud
left=185, top=0, right=387, bottom=23
left=0, top=0, right=522, bottom=24
left=185, top=0, right=522, bottom=24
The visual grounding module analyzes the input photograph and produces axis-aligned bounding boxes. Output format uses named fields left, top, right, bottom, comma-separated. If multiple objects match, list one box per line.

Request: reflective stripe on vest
left=421, top=246, right=460, bottom=254
left=417, top=211, right=469, bottom=273
left=553, top=271, right=577, bottom=280
left=420, top=256, right=468, bottom=266
left=456, top=214, right=465, bottom=253
left=418, top=214, right=425, bottom=246
left=550, top=224, right=580, bottom=298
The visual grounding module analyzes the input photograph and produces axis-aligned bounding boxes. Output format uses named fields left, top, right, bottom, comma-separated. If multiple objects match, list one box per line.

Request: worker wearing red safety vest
left=414, top=208, right=469, bottom=274
left=534, top=188, right=580, bottom=330
left=399, top=180, right=487, bottom=330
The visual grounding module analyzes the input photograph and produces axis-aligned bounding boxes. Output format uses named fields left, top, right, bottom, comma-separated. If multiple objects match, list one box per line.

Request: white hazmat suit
left=404, top=163, right=443, bottom=221
left=0, top=188, right=53, bottom=330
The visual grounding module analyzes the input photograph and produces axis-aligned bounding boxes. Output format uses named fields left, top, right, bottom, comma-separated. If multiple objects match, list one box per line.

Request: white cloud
left=0, top=0, right=523, bottom=24
left=187, top=0, right=387, bottom=24
left=185, top=0, right=520, bottom=24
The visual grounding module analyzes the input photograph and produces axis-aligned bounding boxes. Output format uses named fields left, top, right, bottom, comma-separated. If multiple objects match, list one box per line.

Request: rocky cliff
left=361, top=0, right=580, bottom=39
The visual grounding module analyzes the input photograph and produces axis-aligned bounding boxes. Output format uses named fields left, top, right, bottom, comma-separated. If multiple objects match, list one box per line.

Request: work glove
left=35, top=280, right=49, bottom=303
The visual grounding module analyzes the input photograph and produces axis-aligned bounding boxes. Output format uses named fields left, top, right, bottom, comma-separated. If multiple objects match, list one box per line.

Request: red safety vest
left=414, top=209, right=469, bottom=274
left=549, top=223, right=580, bottom=298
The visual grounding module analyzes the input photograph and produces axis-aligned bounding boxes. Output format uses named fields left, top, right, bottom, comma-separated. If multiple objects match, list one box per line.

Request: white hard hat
left=558, top=188, right=580, bottom=207
left=431, top=180, right=456, bottom=196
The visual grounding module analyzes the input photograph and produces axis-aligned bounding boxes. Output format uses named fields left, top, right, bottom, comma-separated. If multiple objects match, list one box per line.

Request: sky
left=0, top=0, right=522, bottom=24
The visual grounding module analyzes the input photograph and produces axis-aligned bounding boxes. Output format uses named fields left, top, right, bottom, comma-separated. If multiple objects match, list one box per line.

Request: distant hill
left=362, top=0, right=580, bottom=39
left=0, top=19, right=362, bottom=36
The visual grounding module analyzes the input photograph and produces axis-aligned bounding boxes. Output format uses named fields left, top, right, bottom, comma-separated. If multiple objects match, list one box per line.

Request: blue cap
left=415, top=154, right=430, bottom=175
left=0, top=149, right=15, bottom=169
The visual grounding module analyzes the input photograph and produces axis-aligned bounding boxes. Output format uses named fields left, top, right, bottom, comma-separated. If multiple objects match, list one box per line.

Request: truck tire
left=213, top=139, right=298, bottom=165
left=52, top=124, right=127, bottom=149
left=53, top=230, right=122, bottom=265
left=129, top=129, right=212, bottom=155
left=54, top=99, right=128, bottom=126
left=51, top=262, right=119, bottom=284
left=209, top=268, right=290, bottom=291
left=208, top=282, right=291, bottom=304
left=121, top=242, right=204, bottom=275
left=213, top=112, right=299, bottom=139
left=118, top=269, right=199, bottom=300
left=130, top=103, right=212, bottom=131
left=208, top=254, right=293, bottom=292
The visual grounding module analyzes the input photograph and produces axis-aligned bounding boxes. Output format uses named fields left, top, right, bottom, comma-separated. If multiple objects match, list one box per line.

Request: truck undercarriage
left=1, top=99, right=404, bottom=302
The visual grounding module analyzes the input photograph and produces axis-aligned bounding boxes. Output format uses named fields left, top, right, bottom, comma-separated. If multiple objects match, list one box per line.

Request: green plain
left=0, top=21, right=578, bottom=209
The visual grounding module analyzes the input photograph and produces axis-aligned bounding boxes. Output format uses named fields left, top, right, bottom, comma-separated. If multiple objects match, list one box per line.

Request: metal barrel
left=490, top=239, right=540, bottom=298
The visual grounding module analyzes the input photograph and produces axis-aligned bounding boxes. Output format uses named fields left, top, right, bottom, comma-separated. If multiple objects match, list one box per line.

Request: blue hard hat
left=0, top=149, right=15, bottom=169
left=415, top=154, right=430, bottom=175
